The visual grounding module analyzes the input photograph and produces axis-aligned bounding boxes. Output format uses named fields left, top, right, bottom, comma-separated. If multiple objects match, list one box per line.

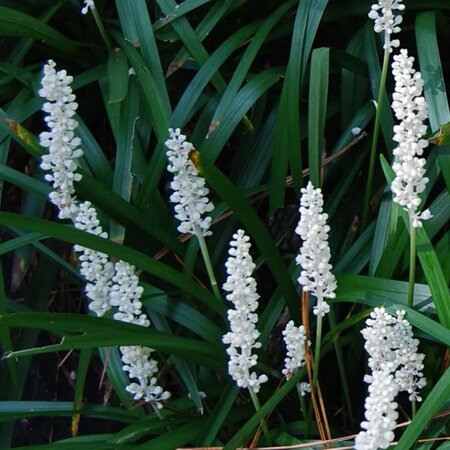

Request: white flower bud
left=81, top=0, right=95, bottom=15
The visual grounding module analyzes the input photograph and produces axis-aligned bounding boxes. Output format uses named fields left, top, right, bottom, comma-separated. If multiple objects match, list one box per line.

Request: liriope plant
left=0, top=0, right=448, bottom=449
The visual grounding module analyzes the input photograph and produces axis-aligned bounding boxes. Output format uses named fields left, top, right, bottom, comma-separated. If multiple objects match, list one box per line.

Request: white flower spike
left=222, top=230, right=268, bottom=393
left=368, top=0, right=405, bottom=52
left=296, top=182, right=337, bottom=317
left=282, top=320, right=308, bottom=379
left=39, top=59, right=83, bottom=220
left=391, top=49, right=432, bottom=228
left=355, top=307, right=426, bottom=450
left=361, top=307, right=426, bottom=402
left=39, top=60, right=170, bottom=409
left=165, top=128, right=214, bottom=236
left=354, top=370, right=399, bottom=450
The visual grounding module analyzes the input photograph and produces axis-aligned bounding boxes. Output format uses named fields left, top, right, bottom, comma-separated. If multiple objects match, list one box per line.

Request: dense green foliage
left=0, top=0, right=449, bottom=448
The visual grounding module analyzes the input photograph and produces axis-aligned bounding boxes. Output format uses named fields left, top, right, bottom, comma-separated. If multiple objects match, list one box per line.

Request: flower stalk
left=407, top=224, right=417, bottom=308
left=165, top=128, right=221, bottom=300
left=295, top=181, right=336, bottom=392
left=362, top=45, right=390, bottom=227
left=195, top=225, right=221, bottom=300
left=39, top=60, right=170, bottom=410
left=355, top=307, right=426, bottom=450
left=222, top=229, right=269, bottom=445
left=363, top=0, right=405, bottom=227
left=81, top=1, right=112, bottom=51
left=389, top=49, right=432, bottom=307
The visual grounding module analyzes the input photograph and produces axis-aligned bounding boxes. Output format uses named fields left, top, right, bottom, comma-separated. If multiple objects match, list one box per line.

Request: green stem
left=362, top=40, right=391, bottom=228
left=297, top=382, right=310, bottom=438
left=151, top=403, right=164, bottom=419
left=195, top=226, right=222, bottom=301
left=407, top=222, right=417, bottom=308
left=91, top=6, right=113, bottom=52
left=412, top=399, right=417, bottom=418
left=328, top=310, right=354, bottom=424
left=296, top=383, right=308, bottom=420
left=312, top=313, right=323, bottom=390
left=296, top=383, right=308, bottom=428
left=249, top=388, right=271, bottom=446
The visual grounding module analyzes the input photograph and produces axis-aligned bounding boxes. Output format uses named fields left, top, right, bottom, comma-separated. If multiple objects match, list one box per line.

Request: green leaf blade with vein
left=0, top=6, right=80, bottom=57
left=416, top=11, right=450, bottom=194
left=0, top=312, right=224, bottom=371
left=308, top=47, right=330, bottom=187
left=270, top=0, right=329, bottom=212
left=0, top=212, right=223, bottom=314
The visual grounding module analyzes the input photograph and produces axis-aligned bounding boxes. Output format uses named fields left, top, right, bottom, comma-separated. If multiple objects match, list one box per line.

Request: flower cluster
left=81, top=0, right=95, bottom=14
left=120, top=346, right=171, bottom=408
left=73, top=201, right=114, bottom=317
left=368, top=0, right=405, bottom=52
left=355, top=307, right=426, bottom=450
left=110, top=261, right=149, bottom=326
left=165, top=128, right=214, bottom=236
left=39, top=60, right=82, bottom=220
left=362, top=307, right=426, bottom=401
left=297, top=382, right=311, bottom=397
left=354, top=370, right=399, bottom=450
left=391, top=49, right=432, bottom=228
left=296, top=182, right=337, bottom=317
left=282, top=320, right=308, bottom=379
left=39, top=60, right=170, bottom=409
left=222, top=230, right=268, bottom=393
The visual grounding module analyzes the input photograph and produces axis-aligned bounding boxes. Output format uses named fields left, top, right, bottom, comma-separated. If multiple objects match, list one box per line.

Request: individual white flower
left=354, top=370, right=399, bottom=450
left=368, top=0, right=405, bottom=52
left=81, top=0, right=95, bottom=14
left=282, top=320, right=307, bottom=379
left=165, top=128, right=214, bottom=236
left=295, top=182, right=337, bottom=317
left=222, top=230, right=268, bottom=393
left=39, top=60, right=83, bottom=220
left=391, top=49, right=432, bottom=228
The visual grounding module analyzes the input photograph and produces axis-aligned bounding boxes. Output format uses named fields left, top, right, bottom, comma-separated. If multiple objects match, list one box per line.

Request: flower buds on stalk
left=39, top=60, right=170, bottom=409
left=295, top=182, right=337, bottom=317
left=355, top=308, right=426, bottom=450
left=390, top=49, right=432, bottom=228
left=222, top=230, right=268, bottom=393
left=165, top=128, right=214, bottom=236
left=368, top=0, right=405, bottom=52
